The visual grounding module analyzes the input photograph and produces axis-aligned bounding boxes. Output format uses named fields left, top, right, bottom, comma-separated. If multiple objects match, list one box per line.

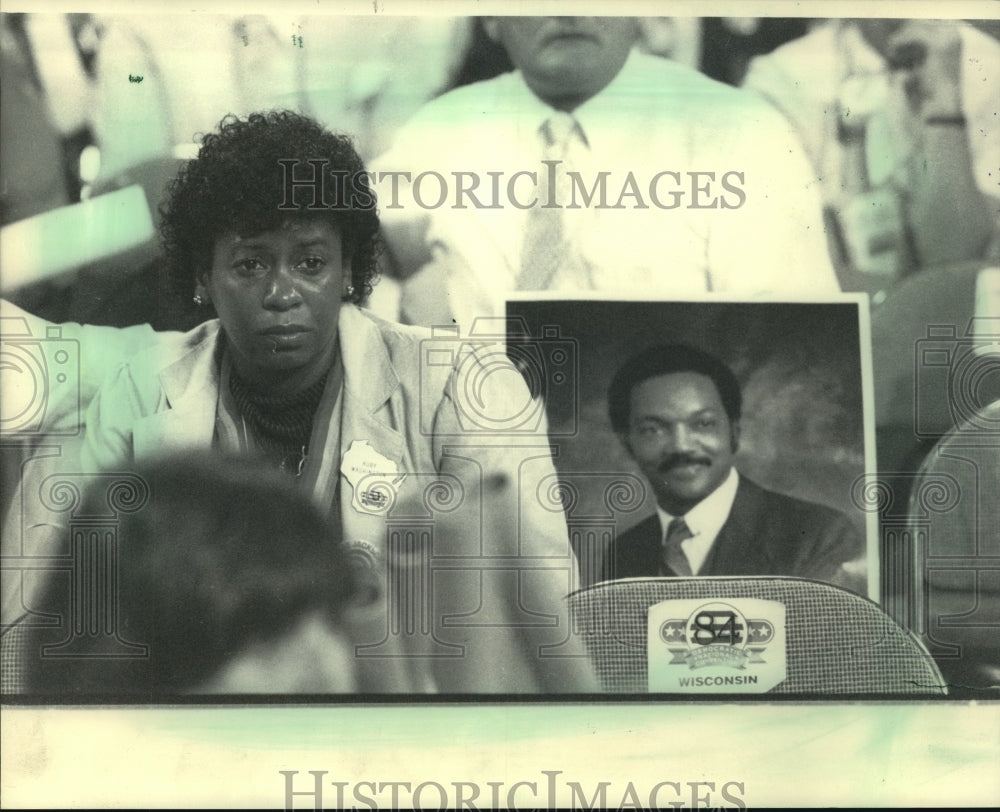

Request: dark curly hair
left=160, top=110, right=380, bottom=305
left=608, top=343, right=743, bottom=435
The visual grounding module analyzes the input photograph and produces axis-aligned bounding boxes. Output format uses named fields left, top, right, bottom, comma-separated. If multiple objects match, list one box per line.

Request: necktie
left=662, top=517, right=693, bottom=577
left=517, top=111, right=581, bottom=291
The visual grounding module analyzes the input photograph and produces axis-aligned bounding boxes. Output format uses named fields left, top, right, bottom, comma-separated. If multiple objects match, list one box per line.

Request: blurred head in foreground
left=25, top=452, right=360, bottom=695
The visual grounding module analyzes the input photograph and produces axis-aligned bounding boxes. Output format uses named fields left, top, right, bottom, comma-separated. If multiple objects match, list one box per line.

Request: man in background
left=374, top=16, right=839, bottom=326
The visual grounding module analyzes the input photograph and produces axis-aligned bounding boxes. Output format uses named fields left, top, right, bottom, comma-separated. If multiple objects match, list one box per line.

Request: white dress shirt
left=374, top=49, right=839, bottom=327
left=655, top=467, right=740, bottom=575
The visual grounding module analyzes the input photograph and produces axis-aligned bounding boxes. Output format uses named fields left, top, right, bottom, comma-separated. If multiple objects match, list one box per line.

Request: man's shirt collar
left=655, top=467, right=740, bottom=575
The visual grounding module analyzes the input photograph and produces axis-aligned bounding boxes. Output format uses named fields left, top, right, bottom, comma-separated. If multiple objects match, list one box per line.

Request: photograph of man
left=374, top=15, right=838, bottom=326
left=606, top=343, right=865, bottom=591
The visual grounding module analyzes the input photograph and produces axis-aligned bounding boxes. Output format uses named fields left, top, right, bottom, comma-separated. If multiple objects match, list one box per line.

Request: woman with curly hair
left=82, top=110, right=383, bottom=477
left=59, top=110, right=596, bottom=694
left=130, top=110, right=382, bottom=477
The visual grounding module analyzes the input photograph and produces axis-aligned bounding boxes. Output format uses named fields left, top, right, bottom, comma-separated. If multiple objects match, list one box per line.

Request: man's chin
left=652, top=475, right=716, bottom=512
left=661, top=462, right=712, bottom=481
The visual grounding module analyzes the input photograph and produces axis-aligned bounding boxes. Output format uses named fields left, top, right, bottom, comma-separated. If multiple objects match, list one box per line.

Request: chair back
left=569, top=576, right=946, bottom=695
left=905, top=399, right=1000, bottom=696
left=0, top=620, right=29, bottom=695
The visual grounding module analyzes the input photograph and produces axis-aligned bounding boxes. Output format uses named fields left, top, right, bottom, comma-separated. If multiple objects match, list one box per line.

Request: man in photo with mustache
left=606, top=344, right=864, bottom=590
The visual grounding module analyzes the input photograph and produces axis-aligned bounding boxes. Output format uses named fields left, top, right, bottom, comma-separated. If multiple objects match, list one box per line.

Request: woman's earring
left=193, top=294, right=206, bottom=306
left=344, top=284, right=355, bottom=298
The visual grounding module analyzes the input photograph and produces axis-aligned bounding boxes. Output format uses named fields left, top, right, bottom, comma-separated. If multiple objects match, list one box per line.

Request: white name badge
left=647, top=598, right=787, bottom=694
left=341, top=439, right=405, bottom=515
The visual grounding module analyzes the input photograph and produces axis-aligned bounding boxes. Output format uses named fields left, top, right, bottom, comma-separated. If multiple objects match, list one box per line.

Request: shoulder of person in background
left=1, top=298, right=181, bottom=437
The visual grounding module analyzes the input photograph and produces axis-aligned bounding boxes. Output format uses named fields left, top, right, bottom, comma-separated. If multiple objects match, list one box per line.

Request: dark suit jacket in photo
left=608, top=476, right=864, bottom=586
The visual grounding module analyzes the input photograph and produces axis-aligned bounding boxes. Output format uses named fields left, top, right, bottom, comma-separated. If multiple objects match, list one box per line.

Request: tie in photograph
left=662, top=516, right=693, bottom=577
left=517, top=111, right=581, bottom=291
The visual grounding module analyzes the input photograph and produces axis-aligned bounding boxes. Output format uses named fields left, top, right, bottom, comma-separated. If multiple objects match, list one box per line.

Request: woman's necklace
left=280, top=445, right=309, bottom=478
left=230, top=370, right=329, bottom=478
left=238, top=414, right=307, bottom=477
